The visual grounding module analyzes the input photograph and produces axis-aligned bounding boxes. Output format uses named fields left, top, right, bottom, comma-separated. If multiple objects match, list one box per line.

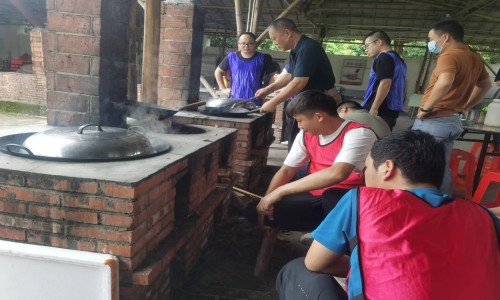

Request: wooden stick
left=232, top=186, right=262, bottom=199
left=200, top=75, right=219, bottom=98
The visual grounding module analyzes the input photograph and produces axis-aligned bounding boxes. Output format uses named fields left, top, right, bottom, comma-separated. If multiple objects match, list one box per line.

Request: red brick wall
left=158, top=2, right=204, bottom=108
left=172, top=113, right=274, bottom=190
left=45, top=0, right=131, bottom=126
left=0, top=73, right=46, bottom=105
left=0, top=159, right=188, bottom=272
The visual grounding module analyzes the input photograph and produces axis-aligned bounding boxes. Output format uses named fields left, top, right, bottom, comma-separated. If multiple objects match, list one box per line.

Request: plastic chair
left=471, top=171, right=500, bottom=208
left=468, top=142, right=495, bottom=173
left=450, top=148, right=476, bottom=200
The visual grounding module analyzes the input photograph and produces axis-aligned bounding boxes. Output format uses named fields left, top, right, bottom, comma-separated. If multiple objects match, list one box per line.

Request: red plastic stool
left=450, top=148, right=476, bottom=200
left=471, top=171, right=500, bottom=208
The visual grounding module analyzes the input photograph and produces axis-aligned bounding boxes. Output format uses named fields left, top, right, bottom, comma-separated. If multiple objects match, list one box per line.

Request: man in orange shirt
left=413, top=20, right=491, bottom=196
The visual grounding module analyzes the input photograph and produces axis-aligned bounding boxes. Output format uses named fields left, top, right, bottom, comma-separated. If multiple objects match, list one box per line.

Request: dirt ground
left=173, top=168, right=308, bottom=300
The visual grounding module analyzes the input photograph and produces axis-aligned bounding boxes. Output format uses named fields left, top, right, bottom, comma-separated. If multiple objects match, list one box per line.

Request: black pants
left=271, top=188, right=349, bottom=231
left=363, top=100, right=399, bottom=131
left=286, top=115, right=300, bottom=152
left=276, top=257, right=348, bottom=300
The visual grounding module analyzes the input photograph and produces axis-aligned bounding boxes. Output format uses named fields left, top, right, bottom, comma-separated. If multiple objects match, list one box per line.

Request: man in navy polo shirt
left=256, top=18, right=339, bottom=150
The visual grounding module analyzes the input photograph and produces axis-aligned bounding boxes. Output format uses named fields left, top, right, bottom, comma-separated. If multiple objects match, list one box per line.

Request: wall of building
left=0, top=73, right=46, bottom=105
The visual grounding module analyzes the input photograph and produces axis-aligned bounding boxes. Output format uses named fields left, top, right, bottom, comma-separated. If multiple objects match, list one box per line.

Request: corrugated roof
left=197, top=0, right=500, bottom=48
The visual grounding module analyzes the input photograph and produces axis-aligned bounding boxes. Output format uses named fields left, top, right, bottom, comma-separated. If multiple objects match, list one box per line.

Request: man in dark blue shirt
left=256, top=18, right=339, bottom=149
left=361, top=31, right=407, bottom=130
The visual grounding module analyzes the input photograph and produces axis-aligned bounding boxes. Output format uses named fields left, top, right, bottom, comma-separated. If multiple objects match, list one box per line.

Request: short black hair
left=370, top=130, right=445, bottom=187
left=286, top=90, right=338, bottom=118
left=237, top=32, right=257, bottom=41
left=431, top=20, right=464, bottom=42
left=337, top=100, right=362, bottom=110
left=364, top=31, right=392, bottom=45
left=269, top=18, right=300, bottom=33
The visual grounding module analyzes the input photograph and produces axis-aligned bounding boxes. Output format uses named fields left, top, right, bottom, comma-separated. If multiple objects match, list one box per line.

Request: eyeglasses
left=238, top=42, right=255, bottom=46
left=364, top=40, right=378, bottom=49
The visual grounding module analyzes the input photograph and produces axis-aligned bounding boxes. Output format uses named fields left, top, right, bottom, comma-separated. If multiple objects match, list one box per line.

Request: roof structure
left=198, top=0, right=500, bottom=48
left=0, top=0, right=45, bottom=27
left=0, top=0, right=498, bottom=49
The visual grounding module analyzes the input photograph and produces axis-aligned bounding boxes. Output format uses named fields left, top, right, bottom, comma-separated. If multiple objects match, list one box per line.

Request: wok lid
left=18, top=124, right=160, bottom=160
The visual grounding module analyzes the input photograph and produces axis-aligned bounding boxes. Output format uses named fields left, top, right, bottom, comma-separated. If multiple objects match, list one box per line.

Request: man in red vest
left=255, top=90, right=377, bottom=231
left=277, top=130, right=500, bottom=300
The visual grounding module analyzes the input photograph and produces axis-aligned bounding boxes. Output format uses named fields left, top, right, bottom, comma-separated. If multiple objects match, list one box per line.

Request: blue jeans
left=411, top=114, right=463, bottom=196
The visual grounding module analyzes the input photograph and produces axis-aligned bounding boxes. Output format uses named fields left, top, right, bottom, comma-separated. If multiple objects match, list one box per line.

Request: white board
left=0, top=240, right=118, bottom=300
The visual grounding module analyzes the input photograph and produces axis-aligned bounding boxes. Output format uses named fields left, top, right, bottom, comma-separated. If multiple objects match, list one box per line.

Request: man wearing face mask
left=412, top=20, right=491, bottom=196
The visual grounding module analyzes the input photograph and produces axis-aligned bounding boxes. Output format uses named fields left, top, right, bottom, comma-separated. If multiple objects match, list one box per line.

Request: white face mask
left=427, top=36, right=445, bottom=54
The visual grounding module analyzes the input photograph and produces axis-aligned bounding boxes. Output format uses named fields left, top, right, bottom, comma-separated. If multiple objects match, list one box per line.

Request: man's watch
left=420, top=107, right=433, bottom=113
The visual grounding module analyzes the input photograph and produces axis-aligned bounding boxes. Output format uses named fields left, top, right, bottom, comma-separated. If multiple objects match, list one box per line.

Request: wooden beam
left=255, top=0, right=302, bottom=45
left=7, top=0, right=44, bottom=27
left=141, top=0, right=161, bottom=104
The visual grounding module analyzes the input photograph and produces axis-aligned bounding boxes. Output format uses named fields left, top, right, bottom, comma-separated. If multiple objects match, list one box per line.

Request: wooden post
left=234, top=0, right=243, bottom=36
left=251, top=0, right=263, bottom=34
left=246, top=0, right=254, bottom=32
left=394, top=41, right=404, bottom=55
left=127, top=1, right=138, bottom=101
left=141, top=0, right=161, bottom=104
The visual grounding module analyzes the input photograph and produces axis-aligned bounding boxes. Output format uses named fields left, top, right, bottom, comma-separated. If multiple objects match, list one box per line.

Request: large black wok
left=182, top=97, right=263, bottom=118
left=126, top=100, right=178, bottom=120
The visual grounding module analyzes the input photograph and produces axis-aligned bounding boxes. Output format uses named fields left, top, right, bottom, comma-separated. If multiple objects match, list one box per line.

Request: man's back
left=356, top=188, right=500, bottom=299
left=342, top=110, right=391, bottom=138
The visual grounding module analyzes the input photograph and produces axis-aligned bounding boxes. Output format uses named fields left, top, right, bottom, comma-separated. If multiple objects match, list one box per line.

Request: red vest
left=305, top=121, right=367, bottom=196
left=354, top=188, right=500, bottom=299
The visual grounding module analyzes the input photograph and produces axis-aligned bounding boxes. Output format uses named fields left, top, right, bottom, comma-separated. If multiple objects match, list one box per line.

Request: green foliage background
left=208, top=35, right=499, bottom=63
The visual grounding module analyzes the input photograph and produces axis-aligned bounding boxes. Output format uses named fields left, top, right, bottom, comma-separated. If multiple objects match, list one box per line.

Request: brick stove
left=0, top=123, right=237, bottom=299
left=172, top=111, right=274, bottom=190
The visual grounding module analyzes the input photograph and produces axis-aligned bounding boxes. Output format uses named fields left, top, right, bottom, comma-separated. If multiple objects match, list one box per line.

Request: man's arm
left=305, top=241, right=350, bottom=277
left=463, top=77, right=493, bottom=111
left=417, top=72, right=455, bottom=119
left=369, top=79, right=392, bottom=116
left=256, top=162, right=354, bottom=219
left=259, top=76, right=309, bottom=112
left=265, top=165, right=298, bottom=195
left=214, top=67, right=230, bottom=96
left=255, top=72, right=292, bottom=98
left=256, top=165, right=298, bottom=220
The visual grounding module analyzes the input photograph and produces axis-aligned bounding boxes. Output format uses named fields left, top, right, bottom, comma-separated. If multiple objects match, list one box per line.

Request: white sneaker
left=280, top=140, right=288, bottom=145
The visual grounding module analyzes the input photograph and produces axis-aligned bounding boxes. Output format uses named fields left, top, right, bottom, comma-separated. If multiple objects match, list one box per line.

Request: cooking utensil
left=200, top=75, right=219, bottom=98
left=198, top=107, right=262, bottom=118
left=181, top=96, right=260, bottom=112
left=0, top=124, right=171, bottom=162
left=126, top=100, right=178, bottom=120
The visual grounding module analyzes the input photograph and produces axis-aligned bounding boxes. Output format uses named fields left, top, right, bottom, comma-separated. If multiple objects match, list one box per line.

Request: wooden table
left=458, top=123, right=500, bottom=193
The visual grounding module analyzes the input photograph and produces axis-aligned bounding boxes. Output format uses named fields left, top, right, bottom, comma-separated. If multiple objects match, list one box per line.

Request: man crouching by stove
left=276, top=129, right=500, bottom=300
left=255, top=89, right=377, bottom=231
